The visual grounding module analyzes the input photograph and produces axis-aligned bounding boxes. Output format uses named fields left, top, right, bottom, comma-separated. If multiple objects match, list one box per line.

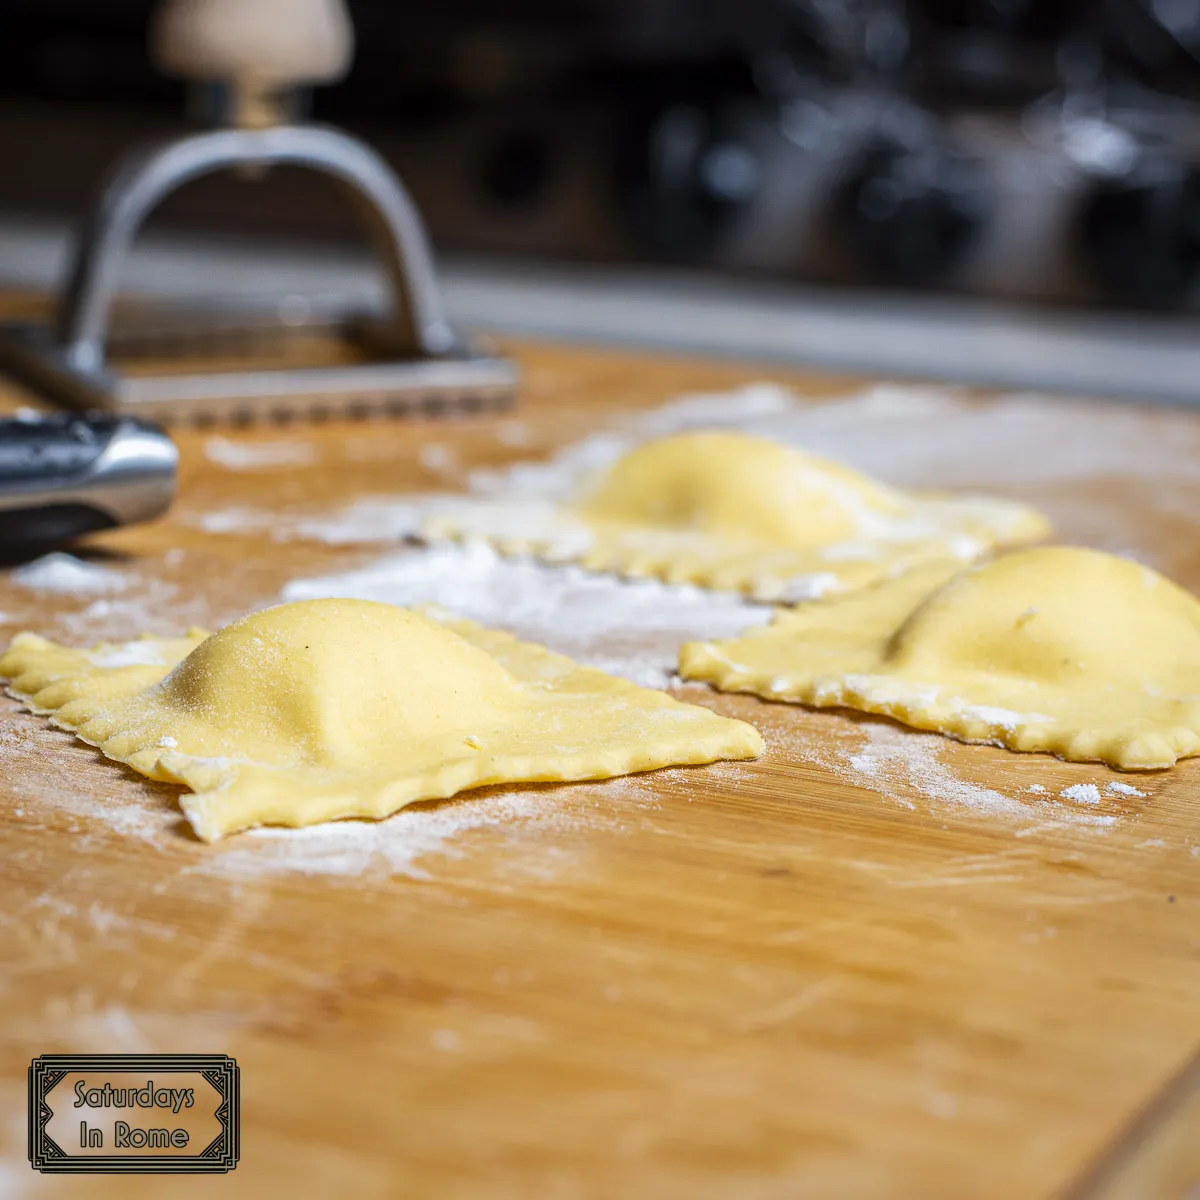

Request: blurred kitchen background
left=2, top=0, right=1200, bottom=401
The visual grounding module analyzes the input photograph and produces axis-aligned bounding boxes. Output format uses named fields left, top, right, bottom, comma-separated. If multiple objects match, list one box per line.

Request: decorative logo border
left=28, top=1054, right=239, bottom=1174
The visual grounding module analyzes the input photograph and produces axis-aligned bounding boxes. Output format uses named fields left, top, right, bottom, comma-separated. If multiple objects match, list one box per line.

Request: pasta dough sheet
left=0, top=599, right=763, bottom=841
left=423, top=431, right=1049, bottom=601
left=680, top=547, right=1200, bottom=770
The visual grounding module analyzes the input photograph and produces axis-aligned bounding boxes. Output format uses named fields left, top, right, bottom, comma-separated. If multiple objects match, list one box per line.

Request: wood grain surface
left=0, top=320, right=1197, bottom=1199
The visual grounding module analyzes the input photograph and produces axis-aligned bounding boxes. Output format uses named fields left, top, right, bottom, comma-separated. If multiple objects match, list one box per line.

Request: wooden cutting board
left=0, top=325, right=1197, bottom=1199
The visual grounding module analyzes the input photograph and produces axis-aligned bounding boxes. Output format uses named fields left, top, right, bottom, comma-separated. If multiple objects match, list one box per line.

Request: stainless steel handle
left=54, top=124, right=456, bottom=374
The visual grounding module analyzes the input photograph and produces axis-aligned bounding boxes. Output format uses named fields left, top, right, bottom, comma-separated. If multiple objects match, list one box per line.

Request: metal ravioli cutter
left=0, top=1, right=517, bottom=426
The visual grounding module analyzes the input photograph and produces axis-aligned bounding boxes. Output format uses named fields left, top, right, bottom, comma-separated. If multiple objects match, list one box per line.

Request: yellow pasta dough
left=0, top=599, right=762, bottom=841
left=680, top=547, right=1200, bottom=770
left=423, top=431, right=1049, bottom=601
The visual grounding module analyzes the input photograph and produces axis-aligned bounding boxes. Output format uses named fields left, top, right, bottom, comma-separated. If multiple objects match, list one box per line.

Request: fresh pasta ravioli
left=422, top=431, right=1049, bottom=601
left=0, top=599, right=763, bottom=841
left=679, top=547, right=1200, bottom=770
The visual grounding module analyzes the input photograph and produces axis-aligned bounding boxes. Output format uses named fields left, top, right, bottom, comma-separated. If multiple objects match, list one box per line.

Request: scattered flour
left=204, top=436, right=317, bottom=471
left=185, top=381, right=1200, bottom=554
left=1063, top=814, right=1120, bottom=829
left=86, top=641, right=176, bottom=668
left=789, top=719, right=1123, bottom=832
left=12, top=553, right=127, bottom=594
left=0, top=719, right=179, bottom=846
left=281, top=541, right=770, bottom=688
left=1061, top=784, right=1103, bottom=806
left=0, top=708, right=622, bottom=880
left=418, top=443, right=458, bottom=474
left=201, top=788, right=591, bottom=880
left=46, top=579, right=204, bottom=644
left=1106, top=781, right=1147, bottom=798
left=291, top=499, right=427, bottom=545
left=11, top=379, right=1178, bottom=873
left=3, top=559, right=206, bottom=653
left=496, top=419, right=532, bottom=447
left=839, top=723, right=1027, bottom=817
left=195, top=506, right=269, bottom=536
left=195, top=498, right=424, bottom=543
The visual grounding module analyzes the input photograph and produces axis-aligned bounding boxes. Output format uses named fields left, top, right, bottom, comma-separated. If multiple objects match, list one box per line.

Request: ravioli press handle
left=151, top=0, right=354, bottom=129
left=0, top=416, right=178, bottom=552
left=0, top=0, right=513, bottom=421
left=49, top=0, right=455, bottom=382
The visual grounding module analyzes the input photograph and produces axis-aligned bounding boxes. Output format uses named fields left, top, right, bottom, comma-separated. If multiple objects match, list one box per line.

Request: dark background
left=3, top=0, right=1200, bottom=311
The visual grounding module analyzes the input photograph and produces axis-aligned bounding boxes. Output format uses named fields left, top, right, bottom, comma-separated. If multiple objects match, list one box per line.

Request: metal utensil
left=0, top=415, right=177, bottom=552
left=0, top=0, right=516, bottom=425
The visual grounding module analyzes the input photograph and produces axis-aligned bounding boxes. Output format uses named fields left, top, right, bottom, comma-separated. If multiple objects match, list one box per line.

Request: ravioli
left=0, top=599, right=763, bottom=841
left=679, top=547, right=1200, bottom=770
left=423, top=431, right=1049, bottom=601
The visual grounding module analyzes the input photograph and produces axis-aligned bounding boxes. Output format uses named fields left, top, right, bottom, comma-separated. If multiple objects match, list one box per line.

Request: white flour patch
left=202, top=771, right=662, bottom=881
left=2, top=554, right=194, bottom=645
left=496, top=419, right=532, bottom=447
left=789, top=718, right=1121, bottom=832
left=192, top=497, right=431, bottom=544
left=86, top=641, right=176, bottom=668
left=199, top=787, right=587, bottom=880
left=1065, top=813, right=1119, bottom=828
left=28, top=577, right=206, bottom=645
left=204, top=436, right=317, bottom=471
left=290, top=498, right=427, bottom=545
left=1061, top=783, right=1103, bottom=806
left=192, top=499, right=422, bottom=542
left=1106, top=781, right=1147, bottom=798
left=281, top=541, right=769, bottom=688
left=838, top=723, right=1026, bottom=817
left=418, top=443, right=458, bottom=474
left=11, top=553, right=127, bottom=594
left=0, top=718, right=178, bottom=846
left=194, top=506, right=269, bottom=536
